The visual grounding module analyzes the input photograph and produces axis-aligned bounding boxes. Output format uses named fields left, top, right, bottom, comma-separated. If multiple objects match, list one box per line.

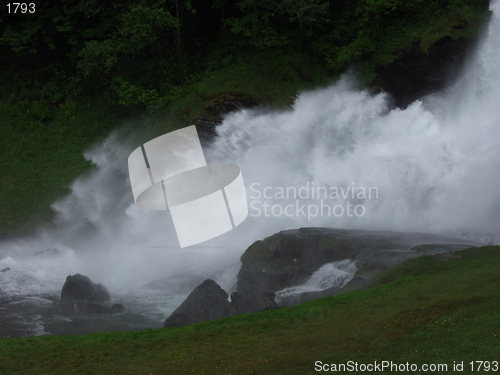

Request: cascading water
left=0, top=1, right=499, bottom=337
left=208, top=5, right=500, bottom=241
left=274, top=259, right=358, bottom=305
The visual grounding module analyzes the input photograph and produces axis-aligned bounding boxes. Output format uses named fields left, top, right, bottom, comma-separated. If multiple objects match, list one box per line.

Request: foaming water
left=0, top=1, right=499, bottom=336
left=275, top=259, right=357, bottom=304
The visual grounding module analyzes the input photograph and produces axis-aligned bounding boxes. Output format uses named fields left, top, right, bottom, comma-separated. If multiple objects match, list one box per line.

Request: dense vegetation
left=0, top=0, right=490, bottom=235
left=0, top=246, right=498, bottom=374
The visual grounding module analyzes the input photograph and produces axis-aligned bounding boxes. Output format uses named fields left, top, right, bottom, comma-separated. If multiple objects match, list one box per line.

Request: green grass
left=0, top=246, right=499, bottom=375
left=0, top=69, right=137, bottom=237
left=0, top=87, right=124, bottom=236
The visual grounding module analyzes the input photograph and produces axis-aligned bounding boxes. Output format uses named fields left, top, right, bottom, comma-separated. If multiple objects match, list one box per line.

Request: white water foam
left=275, top=259, right=357, bottom=303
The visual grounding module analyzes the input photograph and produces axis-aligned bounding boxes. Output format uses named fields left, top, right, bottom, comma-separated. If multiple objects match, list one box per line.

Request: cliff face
left=362, top=0, right=491, bottom=107
left=375, top=36, right=475, bottom=107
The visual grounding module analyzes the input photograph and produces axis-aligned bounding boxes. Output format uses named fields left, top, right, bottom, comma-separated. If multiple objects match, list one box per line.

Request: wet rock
left=230, top=290, right=278, bottom=314
left=163, top=279, right=234, bottom=327
left=0, top=267, right=10, bottom=273
left=111, top=303, right=126, bottom=314
left=60, top=274, right=123, bottom=315
left=164, top=313, right=190, bottom=327
left=84, top=302, right=112, bottom=315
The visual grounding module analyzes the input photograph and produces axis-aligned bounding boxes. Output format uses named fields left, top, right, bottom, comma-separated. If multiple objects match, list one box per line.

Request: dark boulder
left=164, top=279, right=234, bottom=327
left=230, top=290, right=278, bottom=314
left=111, top=303, right=126, bottom=314
left=164, top=283, right=279, bottom=328
left=60, top=274, right=123, bottom=315
left=84, top=302, right=112, bottom=314
left=164, top=313, right=190, bottom=327
left=61, top=274, right=110, bottom=304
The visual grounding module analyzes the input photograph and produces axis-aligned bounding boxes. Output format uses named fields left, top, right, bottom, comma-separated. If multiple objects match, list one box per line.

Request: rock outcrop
left=376, top=36, right=477, bottom=108
left=164, top=279, right=234, bottom=327
left=237, top=228, right=476, bottom=308
left=60, top=274, right=124, bottom=315
left=164, top=228, right=477, bottom=327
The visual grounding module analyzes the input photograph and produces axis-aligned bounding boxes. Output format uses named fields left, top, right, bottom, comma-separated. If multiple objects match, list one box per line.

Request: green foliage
left=0, top=246, right=499, bottom=374
left=224, top=0, right=490, bottom=85
left=0, top=22, right=41, bottom=55
left=168, top=49, right=330, bottom=123
left=327, top=0, right=489, bottom=79
left=0, top=0, right=490, bottom=110
left=111, top=78, right=165, bottom=111
left=77, top=3, right=178, bottom=77
left=228, top=0, right=329, bottom=48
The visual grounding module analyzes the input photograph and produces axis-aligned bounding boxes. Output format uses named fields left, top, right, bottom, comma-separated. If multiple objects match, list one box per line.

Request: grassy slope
left=0, top=93, right=123, bottom=236
left=0, top=246, right=499, bottom=375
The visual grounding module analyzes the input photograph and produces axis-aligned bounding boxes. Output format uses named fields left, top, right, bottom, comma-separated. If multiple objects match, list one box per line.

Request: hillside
left=0, top=246, right=498, bottom=375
